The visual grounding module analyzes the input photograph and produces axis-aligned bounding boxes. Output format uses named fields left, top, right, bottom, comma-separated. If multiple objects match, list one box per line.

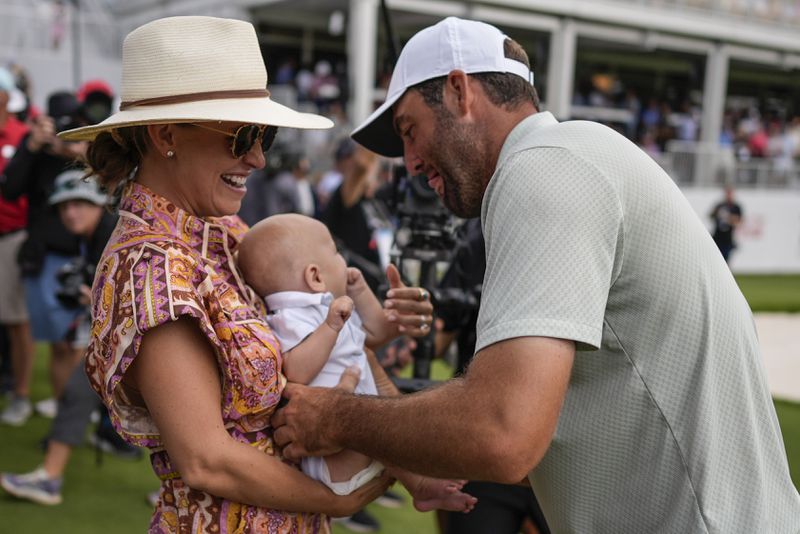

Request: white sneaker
left=0, top=396, right=33, bottom=426
left=35, top=398, right=58, bottom=419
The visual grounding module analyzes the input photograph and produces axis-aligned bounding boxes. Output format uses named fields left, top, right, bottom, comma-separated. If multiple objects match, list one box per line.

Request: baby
left=238, top=213, right=476, bottom=513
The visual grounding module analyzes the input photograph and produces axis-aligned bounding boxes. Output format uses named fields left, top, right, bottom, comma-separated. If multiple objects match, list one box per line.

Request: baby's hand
left=326, top=296, right=354, bottom=332
left=406, top=476, right=477, bottom=514
left=345, top=267, right=368, bottom=298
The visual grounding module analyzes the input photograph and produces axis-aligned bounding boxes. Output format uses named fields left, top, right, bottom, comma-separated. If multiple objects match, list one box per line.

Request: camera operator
left=0, top=170, right=138, bottom=507
left=0, top=91, right=87, bottom=417
left=434, top=218, right=549, bottom=534
left=321, top=139, right=391, bottom=293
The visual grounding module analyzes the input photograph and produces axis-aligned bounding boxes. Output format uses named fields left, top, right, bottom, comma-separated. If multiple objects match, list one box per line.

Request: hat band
left=119, top=89, right=270, bottom=111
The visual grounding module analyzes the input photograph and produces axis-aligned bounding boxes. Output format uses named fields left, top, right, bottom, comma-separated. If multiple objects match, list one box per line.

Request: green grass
left=0, top=347, right=444, bottom=534
left=2, top=272, right=798, bottom=533
left=776, top=400, right=800, bottom=489
left=735, top=274, right=800, bottom=312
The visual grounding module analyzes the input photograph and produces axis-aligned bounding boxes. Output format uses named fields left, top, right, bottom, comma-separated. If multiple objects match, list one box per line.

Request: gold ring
left=418, top=289, right=429, bottom=301
left=420, top=323, right=430, bottom=332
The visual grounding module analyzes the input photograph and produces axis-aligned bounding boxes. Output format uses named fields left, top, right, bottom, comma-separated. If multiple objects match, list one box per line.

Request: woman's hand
left=322, top=473, right=395, bottom=518
left=383, top=264, right=434, bottom=338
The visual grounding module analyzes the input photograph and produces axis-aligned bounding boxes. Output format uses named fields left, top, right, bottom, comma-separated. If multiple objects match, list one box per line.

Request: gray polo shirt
left=477, top=112, right=800, bottom=532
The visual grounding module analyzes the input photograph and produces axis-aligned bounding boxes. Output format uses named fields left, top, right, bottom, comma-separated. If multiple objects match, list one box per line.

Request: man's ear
left=147, top=123, right=177, bottom=158
left=443, top=70, right=473, bottom=117
left=304, top=264, right=326, bottom=292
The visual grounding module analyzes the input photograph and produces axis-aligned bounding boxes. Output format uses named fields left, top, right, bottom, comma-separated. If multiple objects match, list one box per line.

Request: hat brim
left=351, top=92, right=405, bottom=158
left=59, top=96, right=333, bottom=141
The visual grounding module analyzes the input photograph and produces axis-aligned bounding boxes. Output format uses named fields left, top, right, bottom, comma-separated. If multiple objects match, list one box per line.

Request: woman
left=60, top=16, right=434, bottom=533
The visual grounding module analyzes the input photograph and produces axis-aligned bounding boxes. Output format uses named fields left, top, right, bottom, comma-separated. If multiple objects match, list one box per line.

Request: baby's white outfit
left=265, top=291, right=383, bottom=495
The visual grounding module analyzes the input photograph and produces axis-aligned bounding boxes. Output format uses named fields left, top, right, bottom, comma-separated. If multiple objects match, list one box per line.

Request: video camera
left=55, top=257, right=95, bottom=309
left=383, top=166, right=483, bottom=391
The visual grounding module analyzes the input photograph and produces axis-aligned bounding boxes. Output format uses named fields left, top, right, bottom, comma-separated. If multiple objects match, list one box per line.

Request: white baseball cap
left=351, top=17, right=533, bottom=157
left=49, top=169, right=108, bottom=206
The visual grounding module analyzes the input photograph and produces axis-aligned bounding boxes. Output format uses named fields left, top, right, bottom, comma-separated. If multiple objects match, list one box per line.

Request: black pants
left=445, top=481, right=549, bottom=534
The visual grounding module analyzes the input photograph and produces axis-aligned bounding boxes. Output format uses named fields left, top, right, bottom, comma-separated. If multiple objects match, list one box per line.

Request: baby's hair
left=238, top=214, right=323, bottom=297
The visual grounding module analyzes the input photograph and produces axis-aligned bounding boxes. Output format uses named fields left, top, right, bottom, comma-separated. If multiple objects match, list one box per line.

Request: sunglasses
left=190, top=123, right=278, bottom=158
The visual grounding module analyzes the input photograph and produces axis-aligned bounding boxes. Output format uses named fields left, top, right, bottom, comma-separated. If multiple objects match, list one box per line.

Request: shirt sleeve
left=476, top=147, right=624, bottom=353
left=267, top=306, right=324, bottom=352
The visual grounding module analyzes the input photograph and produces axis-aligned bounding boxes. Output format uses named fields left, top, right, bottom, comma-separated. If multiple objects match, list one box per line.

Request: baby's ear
left=304, top=264, right=326, bottom=292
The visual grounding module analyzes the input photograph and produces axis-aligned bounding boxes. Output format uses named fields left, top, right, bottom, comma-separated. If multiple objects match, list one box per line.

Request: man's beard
left=432, top=110, right=489, bottom=219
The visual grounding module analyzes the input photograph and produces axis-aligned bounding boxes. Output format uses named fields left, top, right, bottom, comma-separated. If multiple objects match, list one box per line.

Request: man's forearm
left=326, top=378, right=502, bottom=480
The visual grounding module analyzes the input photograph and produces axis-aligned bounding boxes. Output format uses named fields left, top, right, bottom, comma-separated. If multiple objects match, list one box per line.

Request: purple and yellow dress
left=85, top=182, right=328, bottom=533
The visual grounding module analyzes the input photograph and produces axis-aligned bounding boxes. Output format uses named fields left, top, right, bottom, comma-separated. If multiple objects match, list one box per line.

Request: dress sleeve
left=87, top=237, right=223, bottom=445
left=476, top=147, right=624, bottom=353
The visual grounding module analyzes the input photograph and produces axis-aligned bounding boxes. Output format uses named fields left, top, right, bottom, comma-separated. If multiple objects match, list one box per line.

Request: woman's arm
left=126, top=316, right=389, bottom=516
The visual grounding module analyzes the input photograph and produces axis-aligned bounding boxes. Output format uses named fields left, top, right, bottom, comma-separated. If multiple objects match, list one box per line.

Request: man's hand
left=325, top=296, right=353, bottom=332
left=383, top=264, right=433, bottom=337
left=272, top=366, right=359, bottom=461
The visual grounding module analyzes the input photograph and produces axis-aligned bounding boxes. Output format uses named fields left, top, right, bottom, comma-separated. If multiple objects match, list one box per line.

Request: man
left=709, top=185, right=743, bottom=263
left=273, top=17, right=800, bottom=532
left=0, top=66, right=34, bottom=426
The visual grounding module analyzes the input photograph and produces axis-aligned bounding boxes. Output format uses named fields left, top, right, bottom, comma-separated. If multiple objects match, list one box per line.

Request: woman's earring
left=166, top=150, right=175, bottom=158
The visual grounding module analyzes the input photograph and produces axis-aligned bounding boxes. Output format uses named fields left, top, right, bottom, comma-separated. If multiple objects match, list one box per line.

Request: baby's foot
left=408, top=477, right=477, bottom=513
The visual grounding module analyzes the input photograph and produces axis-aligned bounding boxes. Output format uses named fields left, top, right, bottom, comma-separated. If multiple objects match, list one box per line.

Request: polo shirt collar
left=496, top=111, right=558, bottom=167
left=264, top=291, right=334, bottom=312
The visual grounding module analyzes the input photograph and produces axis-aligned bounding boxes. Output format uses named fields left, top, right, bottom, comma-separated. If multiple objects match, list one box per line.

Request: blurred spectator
left=274, top=57, right=297, bottom=85
left=76, top=79, right=115, bottom=126
left=295, top=63, right=314, bottom=102
left=50, top=0, right=67, bottom=50
left=675, top=100, right=699, bottom=142
left=321, top=142, right=390, bottom=292
left=310, top=60, right=341, bottom=107
left=767, top=122, right=796, bottom=181
left=317, top=136, right=357, bottom=211
left=709, top=186, right=743, bottom=263
left=623, top=88, right=641, bottom=139
left=640, top=98, right=662, bottom=135
left=0, top=67, right=35, bottom=426
left=1, top=90, right=88, bottom=418
left=0, top=171, right=139, bottom=507
left=266, top=152, right=317, bottom=218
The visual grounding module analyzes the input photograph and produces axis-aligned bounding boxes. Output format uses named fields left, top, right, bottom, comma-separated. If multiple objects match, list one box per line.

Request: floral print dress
left=85, top=182, right=328, bottom=533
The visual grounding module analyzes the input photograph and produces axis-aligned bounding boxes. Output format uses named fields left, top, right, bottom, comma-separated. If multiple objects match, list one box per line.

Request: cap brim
left=59, top=97, right=333, bottom=141
left=351, top=93, right=405, bottom=158
left=49, top=191, right=107, bottom=206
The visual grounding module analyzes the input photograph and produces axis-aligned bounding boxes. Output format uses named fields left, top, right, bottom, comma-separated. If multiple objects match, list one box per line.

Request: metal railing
left=0, top=1, right=120, bottom=58
left=627, top=0, right=800, bottom=26
left=657, top=140, right=800, bottom=188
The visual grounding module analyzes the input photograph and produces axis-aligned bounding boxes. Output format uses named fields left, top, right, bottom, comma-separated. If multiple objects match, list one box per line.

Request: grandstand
left=2, top=0, right=798, bottom=271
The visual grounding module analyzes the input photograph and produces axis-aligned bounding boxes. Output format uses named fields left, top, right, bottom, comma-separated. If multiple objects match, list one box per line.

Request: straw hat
left=60, top=16, right=332, bottom=141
